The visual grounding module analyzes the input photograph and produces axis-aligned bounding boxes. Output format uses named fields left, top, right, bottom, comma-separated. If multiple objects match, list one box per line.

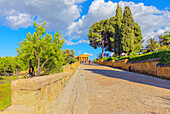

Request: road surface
left=46, top=64, right=170, bottom=114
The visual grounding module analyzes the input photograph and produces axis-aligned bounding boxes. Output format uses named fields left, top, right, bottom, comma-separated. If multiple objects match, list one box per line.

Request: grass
left=0, top=76, right=19, bottom=111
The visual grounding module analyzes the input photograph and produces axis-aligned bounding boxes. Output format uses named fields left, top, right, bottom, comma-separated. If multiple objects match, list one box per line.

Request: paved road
left=46, top=64, right=170, bottom=114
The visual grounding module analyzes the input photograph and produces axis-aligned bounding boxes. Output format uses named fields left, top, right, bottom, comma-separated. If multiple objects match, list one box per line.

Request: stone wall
left=157, top=66, right=170, bottom=79
left=127, top=61, right=159, bottom=75
left=97, top=60, right=170, bottom=79
left=112, top=59, right=129, bottom=70
left=2, top=62, right=80, bottom=114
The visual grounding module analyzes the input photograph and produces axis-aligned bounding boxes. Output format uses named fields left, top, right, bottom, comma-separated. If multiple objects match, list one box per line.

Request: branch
left=41, top=58, right=50, bottom=68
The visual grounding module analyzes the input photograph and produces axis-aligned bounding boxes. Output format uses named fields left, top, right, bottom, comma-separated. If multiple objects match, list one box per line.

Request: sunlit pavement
left=47, top=64, right=170, bottom=114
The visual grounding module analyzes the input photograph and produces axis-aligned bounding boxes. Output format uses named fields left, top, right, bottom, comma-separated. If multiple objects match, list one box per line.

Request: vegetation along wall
left=2, top=62, right=80, bottom=114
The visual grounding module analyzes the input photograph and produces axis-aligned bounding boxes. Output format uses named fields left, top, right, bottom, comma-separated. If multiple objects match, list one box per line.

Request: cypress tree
left=114, top=3, right=123, bottom=57
left=121, top=6, right=135, bottom=56
left=134, top=23, right=143, bottom=53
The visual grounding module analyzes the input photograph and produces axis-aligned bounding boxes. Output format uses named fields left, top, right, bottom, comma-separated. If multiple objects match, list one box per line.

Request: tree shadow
left=84, top=68, right=170, bottom=90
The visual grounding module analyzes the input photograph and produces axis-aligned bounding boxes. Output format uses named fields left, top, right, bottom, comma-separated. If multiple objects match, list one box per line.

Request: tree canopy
left=16, top=21, right=65, bottom=76
left=88, top=4, right=143, bottom=58
left=145, top=38, right=159, bottom=52
left=63, top=49, right=77, bottom=64
left=88, top=19, right=115, bottom=58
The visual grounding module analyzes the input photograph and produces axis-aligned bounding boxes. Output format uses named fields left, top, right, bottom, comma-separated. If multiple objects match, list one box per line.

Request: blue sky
left=0, top=0, right=169, bottom=60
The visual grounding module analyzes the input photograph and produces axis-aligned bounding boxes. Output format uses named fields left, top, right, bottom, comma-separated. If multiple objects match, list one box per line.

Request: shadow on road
left=84, top=68, right=170, bottom=90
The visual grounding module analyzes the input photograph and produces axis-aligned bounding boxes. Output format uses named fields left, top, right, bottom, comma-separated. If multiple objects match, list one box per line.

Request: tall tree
left=114, top=3, right=123, bottom=57
left=134, top=23, right=143, bottom=53
left=88, top=19, right=115, bottom=58
left=121, top=6, right=135, bottom=56
left=146, top=38, right=159, bottom=52
left=16, top=21, right=65, bottom=76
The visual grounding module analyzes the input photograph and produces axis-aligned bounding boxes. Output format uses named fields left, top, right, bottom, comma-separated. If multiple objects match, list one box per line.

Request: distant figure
left=89, top=60, right=91, bottom=65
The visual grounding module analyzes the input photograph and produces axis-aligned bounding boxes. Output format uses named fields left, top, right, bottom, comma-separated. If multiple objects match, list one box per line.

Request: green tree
left=12, top=56, right=23, bottom=76
left=0, top=56, right=13, bottom=73
left=146, top=38, right=159, bottom=52
left=134, top=23, right=143, bottom=53
left=158, top=31, right=170, bottom=47
left=114, top=3, right=123, bottom=57
left=16, top=21, right=65, bottom=76
left=88, top=19, right=115, bottom=58
left=63, top=49, right=76, bottom=64
left=121, top=6, right=135, bottom=56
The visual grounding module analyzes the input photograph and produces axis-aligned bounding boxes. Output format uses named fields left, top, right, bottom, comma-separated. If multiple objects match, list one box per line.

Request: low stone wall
left=105, top=60, right=115, bottom=66
left=127, top=61, right=158, bottom=75
left=2, top=62, right=80, bottom=114
left=97, top=60, right=104, bottom=65
left=97, top=59, right=170, bottom=79
left=112, top=59, right=129, bottom=70
left=157, top=66, right=170, bottom=79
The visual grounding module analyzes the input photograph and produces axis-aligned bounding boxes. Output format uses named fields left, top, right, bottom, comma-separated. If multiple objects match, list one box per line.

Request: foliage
left=158, top=31, right=170, bottom=46
left=134, top=23, right=143, bottom=53
left=159, top=45, right=169, bottom=51
left=88, top=19, right=115, bottom=58
left=145, top=38, right=159, bottom=52
left=128, top=50, right=170, bottom=63
left=0, top=56, right=13, bottom=73
left=98, top=50, right=170, bottom=63
left=121, top=6, right=135, bottom=56
left=16, top=21, right=65, bottom=76
left=142, top=48, right=147, bottom=54
left=63, top=49, right=76, bottom=64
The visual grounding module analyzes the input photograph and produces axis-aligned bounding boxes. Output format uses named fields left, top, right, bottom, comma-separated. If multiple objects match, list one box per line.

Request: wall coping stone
left=11, top=72, right=69, bottom=91
left=114, top=59, right=128, bottom=63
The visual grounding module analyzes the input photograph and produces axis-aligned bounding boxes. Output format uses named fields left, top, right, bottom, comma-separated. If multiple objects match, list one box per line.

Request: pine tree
left=88, top=19, right=115, bottom=58
left=114, top=3, right=123, bottom=57
left=121, top=6, right=135, bottom=56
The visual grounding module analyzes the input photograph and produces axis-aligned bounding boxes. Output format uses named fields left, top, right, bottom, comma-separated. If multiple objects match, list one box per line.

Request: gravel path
left=47, top=64, right=170, bottom=114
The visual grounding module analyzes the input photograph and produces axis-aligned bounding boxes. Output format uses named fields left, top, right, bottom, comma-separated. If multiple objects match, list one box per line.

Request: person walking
left=89, top=60, right=91, bottom=65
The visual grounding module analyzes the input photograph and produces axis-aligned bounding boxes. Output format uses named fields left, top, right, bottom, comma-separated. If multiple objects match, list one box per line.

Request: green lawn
left=0, top=76, right=18, bottom=111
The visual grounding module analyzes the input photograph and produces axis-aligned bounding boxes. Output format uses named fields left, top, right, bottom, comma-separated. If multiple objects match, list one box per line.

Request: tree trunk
left=125, top=53, right=128, bottom=57
left=102, top=40, right=104, bottom=58
left=36, top=58, right=41, bottom=76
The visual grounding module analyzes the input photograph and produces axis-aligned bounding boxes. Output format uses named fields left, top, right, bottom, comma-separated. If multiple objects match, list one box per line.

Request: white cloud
left=84, top=52, right=93, bottom=56
left=67, top=0, right=170, bottom=46
left=0, top=0, right=86, bottom=30
left=0, top=0, right=169, bottom=47
left=6, top=13, right=33, bottom=29
left=65, top=39, right=89, bottom=45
